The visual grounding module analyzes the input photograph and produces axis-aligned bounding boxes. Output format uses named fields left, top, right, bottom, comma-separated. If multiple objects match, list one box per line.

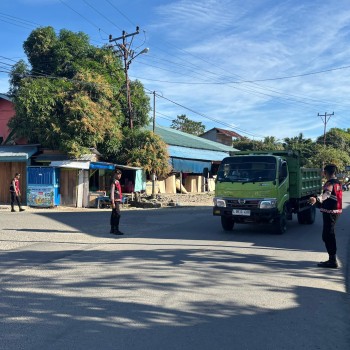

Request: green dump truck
left=213, top=151, right=322, bottom=234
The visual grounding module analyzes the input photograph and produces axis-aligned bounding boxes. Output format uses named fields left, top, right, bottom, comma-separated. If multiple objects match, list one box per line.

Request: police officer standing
left=110, top=169, right=124, bottom=235
left=10, top=173, right=25, bottom=212
left=309, top=164, right=342, bottom=268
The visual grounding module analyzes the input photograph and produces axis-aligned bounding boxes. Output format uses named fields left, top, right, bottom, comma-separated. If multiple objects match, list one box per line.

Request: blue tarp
left=171, top=158, right=212, bottom=173
left=168, top=145, right=229, bottom=173
left=134, top=169, right=146, bottom=191
left=90, top=162, right=115, bottom=170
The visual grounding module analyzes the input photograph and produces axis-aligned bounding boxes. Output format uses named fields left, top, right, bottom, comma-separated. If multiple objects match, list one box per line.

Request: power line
left=145, top=88, right=266, bottom=139
left=81, top=0, right=123, bottom=31
left=58, top=0, right=109, bottom=35
left=0, top=11, right=40, bottom=29
left=104, top=0, right=137, bottom=27
left=132, top=64, right=350, bottom=85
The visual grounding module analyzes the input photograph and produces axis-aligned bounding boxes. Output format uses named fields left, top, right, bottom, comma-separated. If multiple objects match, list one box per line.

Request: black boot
left=19, top=207, right=25, bottom=212
left=115, top=227, right=124, bottom=235
left=317, top=255, right=338, bottom=268
left=110, top=226, right=116, bottom=234
left=11, top=205, right=15, bottom=212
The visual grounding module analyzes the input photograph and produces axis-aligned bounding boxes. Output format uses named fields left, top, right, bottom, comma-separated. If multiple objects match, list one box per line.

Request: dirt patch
left=154, top=192, right=214, bottom=207
left=0, top=193, right=215, bottom=212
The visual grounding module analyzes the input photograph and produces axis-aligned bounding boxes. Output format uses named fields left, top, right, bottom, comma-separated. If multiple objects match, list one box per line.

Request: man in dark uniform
left=309, top=164, right=342, bottom=268
left=110, top=169, right=124, bottom=235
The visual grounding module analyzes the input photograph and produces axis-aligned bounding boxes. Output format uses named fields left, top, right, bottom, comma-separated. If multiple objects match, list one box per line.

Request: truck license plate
left=232, top=209, right=251, bottom=216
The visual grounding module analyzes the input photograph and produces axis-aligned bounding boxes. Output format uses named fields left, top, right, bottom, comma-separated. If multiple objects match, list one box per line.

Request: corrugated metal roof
left=168, top=145, right=229, bottom=161
left=0, top=93, right=13, bottom=103
left=147, top=125, right=238, bottom=152
left=213, top=127, right=243, bottom=138
left=50, top=160, right=90, bottom=169
left=0, top=145, right=39, bottom=161
left=35, top=153, right=96, bottom=162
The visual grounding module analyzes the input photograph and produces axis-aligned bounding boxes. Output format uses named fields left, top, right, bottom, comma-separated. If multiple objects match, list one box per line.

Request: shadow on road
left=1, top=196, right=349, bottom=349
left=1, top=252, right=349, bottom=349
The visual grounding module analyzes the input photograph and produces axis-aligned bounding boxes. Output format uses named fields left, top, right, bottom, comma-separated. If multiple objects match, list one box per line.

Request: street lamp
left=128, top=47, right=149, bottom=68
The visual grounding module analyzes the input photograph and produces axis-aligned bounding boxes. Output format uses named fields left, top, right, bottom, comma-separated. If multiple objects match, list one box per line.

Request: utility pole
left=152, top=91, right=156, bottom=133
left=318, top=112, right=334, bottom=146
left=151, top=91, right=156, bottom=198
left=109, top=27, right=140, bottom=129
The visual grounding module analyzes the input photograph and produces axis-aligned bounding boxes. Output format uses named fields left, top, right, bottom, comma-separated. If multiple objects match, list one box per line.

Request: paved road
left=1, top=193, right=350, bottom=350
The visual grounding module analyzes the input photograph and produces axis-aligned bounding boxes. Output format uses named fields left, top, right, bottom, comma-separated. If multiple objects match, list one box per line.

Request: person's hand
left=308, top=197, right=316, bottom=205
left=112, top=202, right=116, bottom=209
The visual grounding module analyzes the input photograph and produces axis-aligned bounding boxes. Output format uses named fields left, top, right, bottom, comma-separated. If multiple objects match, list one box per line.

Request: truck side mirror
left=282, top=166, right=288, bottom=178
left=279, top=162, right=288, bottom=183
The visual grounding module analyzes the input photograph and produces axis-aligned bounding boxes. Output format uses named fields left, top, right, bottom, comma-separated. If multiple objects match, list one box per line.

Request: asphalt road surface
left=1, top=193, right=350, bottom=350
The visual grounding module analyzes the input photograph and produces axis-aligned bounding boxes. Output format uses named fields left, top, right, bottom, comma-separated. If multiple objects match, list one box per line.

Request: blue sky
left=1, top=0, right=350, bottom=141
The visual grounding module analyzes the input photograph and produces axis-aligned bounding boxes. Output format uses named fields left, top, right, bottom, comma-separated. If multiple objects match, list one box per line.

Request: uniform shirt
left=10, top=178, right=20, bottom=193
left=110, top=179, right=122, bottom=202
left=318, top=178, right=342, bottom=214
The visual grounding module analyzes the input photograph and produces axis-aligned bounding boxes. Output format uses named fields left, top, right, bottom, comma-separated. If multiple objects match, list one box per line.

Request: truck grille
left=226, top=199, right=260, bottom=209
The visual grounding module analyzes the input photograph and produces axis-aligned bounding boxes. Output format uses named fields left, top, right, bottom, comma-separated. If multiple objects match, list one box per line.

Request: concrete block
left=165, top=175, right=176, bottom=193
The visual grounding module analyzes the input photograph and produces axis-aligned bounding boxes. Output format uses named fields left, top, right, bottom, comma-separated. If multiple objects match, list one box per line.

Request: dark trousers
left=10, top=192, right=21, bottom=209
left=322, top=212, right=339, bottom=257
left=110, top=202, right=121, bottom=229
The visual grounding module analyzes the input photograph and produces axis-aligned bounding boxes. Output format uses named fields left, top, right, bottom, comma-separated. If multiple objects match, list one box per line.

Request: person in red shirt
left=309, top=164, right=342, bottom=268
left=9, top=173, right=25, bottom=212
left=109, top=169, right=124, bottom=235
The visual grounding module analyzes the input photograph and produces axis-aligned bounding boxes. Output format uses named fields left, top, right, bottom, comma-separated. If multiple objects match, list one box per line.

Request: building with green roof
left=147, top=125, right=238, bottom=173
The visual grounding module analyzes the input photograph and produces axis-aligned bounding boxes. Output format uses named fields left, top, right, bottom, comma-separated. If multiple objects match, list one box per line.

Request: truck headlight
left=214, top=198, right=226, bottom=207
left=259, top=199, right=277, bottom=209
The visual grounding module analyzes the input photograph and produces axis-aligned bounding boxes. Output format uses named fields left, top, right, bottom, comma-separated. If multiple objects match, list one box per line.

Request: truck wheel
left=221, top=216, right=234, bottom=231
left=297, top=211, right=305, bottom=224
left=303, top=206, right=316, bottom=224
left=274, top=208, right=287, bottom=234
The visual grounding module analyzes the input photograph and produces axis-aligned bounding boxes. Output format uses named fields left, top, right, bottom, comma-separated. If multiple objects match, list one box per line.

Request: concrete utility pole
left=152, top=91, right=156, bottom=133
left=109, top=27, right=140, bottom=129
left=318, top=112, right=334, bottom=146
left=151, top=91, right=156, bottom=198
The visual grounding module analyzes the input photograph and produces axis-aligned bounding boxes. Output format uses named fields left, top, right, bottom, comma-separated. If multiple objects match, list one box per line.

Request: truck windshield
left=217, top=156, right=277, bottom=183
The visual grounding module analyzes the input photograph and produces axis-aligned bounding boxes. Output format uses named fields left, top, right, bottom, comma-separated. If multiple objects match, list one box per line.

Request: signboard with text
left=27, top=186, right=54, bottom=207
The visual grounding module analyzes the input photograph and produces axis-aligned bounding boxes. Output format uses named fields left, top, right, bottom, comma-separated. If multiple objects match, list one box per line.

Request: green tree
left=305, top=144, right=350, bottom=171
left=8, top=26, right=151, bottom=158
left=232, top=136, right=283, bottom=151
left=115, top=128, right=171, bottom=178
left=283, top=133, right=317, bottom=166
left=262, top=136, right=284, bottom=150
left=8, top=60, right=29, bottom=96
left=170, top=114, right=205, bottom=136
left=126, top=80, right=151, bottom=129
left=316, top=128, right=350, bottom=153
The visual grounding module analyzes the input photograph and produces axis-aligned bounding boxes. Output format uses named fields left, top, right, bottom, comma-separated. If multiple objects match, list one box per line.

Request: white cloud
left=137, top=0, right=350, bottom=139
left=2, top=0, right=350, bottom=140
